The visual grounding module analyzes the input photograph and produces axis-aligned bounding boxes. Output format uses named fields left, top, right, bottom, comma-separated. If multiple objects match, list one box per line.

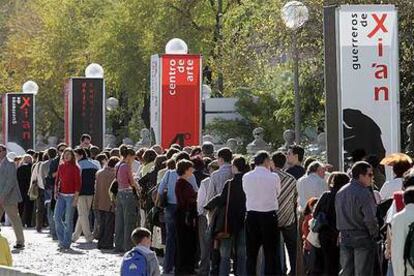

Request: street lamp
left=85, top=63, right=104, bottom=78
left=165, top=38, right=188, bottom=54
left=22, top=80, right=39, bottom=95
left=106, top=97, right=119, bottom=111
left=281, top=1, right=309, bottom=144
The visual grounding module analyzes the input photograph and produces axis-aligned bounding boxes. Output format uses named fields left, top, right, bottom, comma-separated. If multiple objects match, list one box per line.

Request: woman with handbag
left=215, top=156, right=249, bottom=276
left=114, top=146, right=140, bottom=253
left=313, top=172, right=349, bottom=276
left=175, top=159, right=198, bottom=275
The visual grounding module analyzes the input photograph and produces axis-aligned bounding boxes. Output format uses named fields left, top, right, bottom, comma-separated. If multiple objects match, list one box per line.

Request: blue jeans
left=45, top=189, right=57, bottom=239
left=219, top=228, right=247, bottom=276
left=339, top=235, right=376, bottom=276
left=114, top=190, right=139, bottom=252
left=54, top=194, right=75, bottom=248
left=163, top=204, right=177, bottom=273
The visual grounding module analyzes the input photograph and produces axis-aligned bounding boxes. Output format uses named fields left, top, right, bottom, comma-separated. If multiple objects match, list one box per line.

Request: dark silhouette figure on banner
left=343, top=108, right=386, bottom=163
left=170, top=133, right=191, bottom=148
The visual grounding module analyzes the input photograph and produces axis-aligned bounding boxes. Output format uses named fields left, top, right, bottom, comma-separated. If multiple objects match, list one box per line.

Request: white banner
left=150, top=54, right=161, bottom=145
left=337, top=5, right=400, bottom=169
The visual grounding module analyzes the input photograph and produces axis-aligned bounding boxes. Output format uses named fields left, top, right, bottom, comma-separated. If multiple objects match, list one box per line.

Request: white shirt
left=242, top=166, right=281, bottom=212
left=391, top=204, right=414, bottom=276
left=197, top=177, right=210, bottom=216
left=297, top=173, right=327, bottom=212
left=380, top=178, right=403, bottom=200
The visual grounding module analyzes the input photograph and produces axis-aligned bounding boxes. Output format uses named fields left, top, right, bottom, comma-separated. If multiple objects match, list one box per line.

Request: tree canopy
left=0, top=0, right=413, bottom=147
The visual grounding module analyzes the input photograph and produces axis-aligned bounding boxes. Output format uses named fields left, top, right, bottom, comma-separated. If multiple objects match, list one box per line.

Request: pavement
left=1, top=226, right=124, bottom=276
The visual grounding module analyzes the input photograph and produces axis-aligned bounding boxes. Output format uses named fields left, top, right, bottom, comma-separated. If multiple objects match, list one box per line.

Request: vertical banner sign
left=64, top=78, right=105, bottom=149
left=160, top=54, right=202, bottom=149
left=337, top=5, right=399, bottom=168
left=150, top=55, right=161, bottom=145
left=2, top=93, right=35, bottom=152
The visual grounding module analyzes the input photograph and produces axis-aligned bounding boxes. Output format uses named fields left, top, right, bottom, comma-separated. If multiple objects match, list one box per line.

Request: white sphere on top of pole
left=165, top=38, right=188, bottom=54
left=22, top=80, right=39, bottom=95
left=85, top=63, right=104, bottom=78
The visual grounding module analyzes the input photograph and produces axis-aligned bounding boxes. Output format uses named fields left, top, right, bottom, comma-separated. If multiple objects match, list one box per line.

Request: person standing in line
left=205, top=148, right=233, bottom=274
left=296, top=161, right=327, bottom=214
left=335, top=161, right=379, bottom=276
left=313, top=172, right=350, bottom=276
left=391, top=187, right=414, bottom=276
left=271, top=151, right=298, bottom=276
left=54, top=148, right=81, bottom=250
left=197, top=160, right=219, bottom=276
left=286, top=145, right=306, bottom=180
left=243, top=151, right=282, bottom=275
left=215, top=156, right=248, bottom=276
left=380, top=159, right=412, bottom=200
left=17, top=154, right=34, bottom=228
left=79, top=133, right=92, bottom=149
left=94, top=156, right=119, bottom=249
left=175, top=159, right=198, bottom=275
left=157, top=151, right=198, bottom=274
left=72, top=147, right=99, bottom=243
left=29, top=151, right=46, bottom=233
left=46, top=145, right=66, bottom=240
left=0, top=144, right=25, bottom=249
left=114, top=146, right=140, bottom=253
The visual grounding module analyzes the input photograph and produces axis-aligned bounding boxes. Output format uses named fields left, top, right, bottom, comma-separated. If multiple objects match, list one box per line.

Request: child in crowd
left=0, top=229, right=12, bottom=266
left=302, top=197, right=319, bottom=275
left=121, top=227, right=160, bottom=276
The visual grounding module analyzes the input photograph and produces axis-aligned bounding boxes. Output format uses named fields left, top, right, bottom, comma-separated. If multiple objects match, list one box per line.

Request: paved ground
left=2, top=226, right=124, bottom=276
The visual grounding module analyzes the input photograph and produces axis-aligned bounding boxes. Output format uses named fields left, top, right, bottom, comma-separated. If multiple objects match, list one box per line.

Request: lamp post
left=281, top=1, right=309, bottom=144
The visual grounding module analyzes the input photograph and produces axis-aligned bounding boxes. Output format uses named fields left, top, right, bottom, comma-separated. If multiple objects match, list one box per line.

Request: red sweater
left=55, top=162, right=82, bottom=194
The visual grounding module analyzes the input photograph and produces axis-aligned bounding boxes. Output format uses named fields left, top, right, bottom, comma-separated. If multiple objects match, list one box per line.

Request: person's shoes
left=13, top=244, right=25, bottom=249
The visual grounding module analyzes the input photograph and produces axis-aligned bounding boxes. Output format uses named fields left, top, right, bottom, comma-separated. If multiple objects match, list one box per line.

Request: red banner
left=161, top=54, right=201, bottom=149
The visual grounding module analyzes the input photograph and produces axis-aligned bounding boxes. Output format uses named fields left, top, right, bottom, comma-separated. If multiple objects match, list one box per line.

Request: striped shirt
left=275, top=168, right=297, bottom=227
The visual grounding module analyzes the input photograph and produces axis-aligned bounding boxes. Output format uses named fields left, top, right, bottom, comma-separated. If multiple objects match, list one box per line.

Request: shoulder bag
left=215, top=182, right=231, bottom=240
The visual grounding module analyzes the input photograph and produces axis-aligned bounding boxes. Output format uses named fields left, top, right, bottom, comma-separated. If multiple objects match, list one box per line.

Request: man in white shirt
left=391, top=187, right=414, bottom=276
left=243, top=151, right=281, bottom=275
left=296, top=161, right=327, bottom=213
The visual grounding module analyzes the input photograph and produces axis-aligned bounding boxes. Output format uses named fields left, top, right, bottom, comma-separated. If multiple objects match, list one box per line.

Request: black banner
left=5, top=93, right=34, bottom=151
left=70, top=78, right=104, bottom=149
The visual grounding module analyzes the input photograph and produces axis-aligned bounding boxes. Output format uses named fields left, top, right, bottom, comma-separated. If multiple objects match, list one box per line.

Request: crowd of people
left=0, top=134, right=414, bottom=276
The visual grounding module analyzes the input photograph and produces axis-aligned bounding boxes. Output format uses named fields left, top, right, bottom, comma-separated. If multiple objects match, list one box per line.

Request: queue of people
left=2, top=134, right=414, bottom=276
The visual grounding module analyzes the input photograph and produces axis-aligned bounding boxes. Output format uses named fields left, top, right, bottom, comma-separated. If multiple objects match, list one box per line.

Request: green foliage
left=0, top=0, right=413, bottom=149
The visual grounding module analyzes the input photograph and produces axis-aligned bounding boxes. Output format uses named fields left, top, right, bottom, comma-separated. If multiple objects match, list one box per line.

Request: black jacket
left=78, top=159, right=98, bottom=196
left=205, top=173, right=246, bottom=236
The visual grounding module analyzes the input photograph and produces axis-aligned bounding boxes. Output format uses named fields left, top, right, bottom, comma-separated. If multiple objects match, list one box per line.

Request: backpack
left=404, top=222, right=414, bottom=276
left=120, top=248, right=148, bottom=276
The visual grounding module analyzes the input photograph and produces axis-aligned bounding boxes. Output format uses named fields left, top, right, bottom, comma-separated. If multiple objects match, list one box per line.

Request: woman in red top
left=53, top=148, right=81, bottom=250
left=175, top=159, right=197, bottom=275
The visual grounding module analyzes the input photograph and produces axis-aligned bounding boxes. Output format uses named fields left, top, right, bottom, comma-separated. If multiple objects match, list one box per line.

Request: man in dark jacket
left=335, top=161, right=379, bottom=276
left=72, top=148, right=98, bottom=243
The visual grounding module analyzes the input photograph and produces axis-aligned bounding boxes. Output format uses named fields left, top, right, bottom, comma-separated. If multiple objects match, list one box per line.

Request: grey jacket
left=136, top=245, right=160, bottom=276
left=335, top=179, right=378, bottom=242
left=0, top=158, right=22, bottom=205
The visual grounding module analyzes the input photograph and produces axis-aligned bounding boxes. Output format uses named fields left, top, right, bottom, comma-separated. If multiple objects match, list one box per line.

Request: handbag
left=215, top=182, right=231, bottom=240
left=109, top=163, right=121, bottom=201
left=156, top=171, right=170, bottom=208
left=312, top=211, right=329, bottom=233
